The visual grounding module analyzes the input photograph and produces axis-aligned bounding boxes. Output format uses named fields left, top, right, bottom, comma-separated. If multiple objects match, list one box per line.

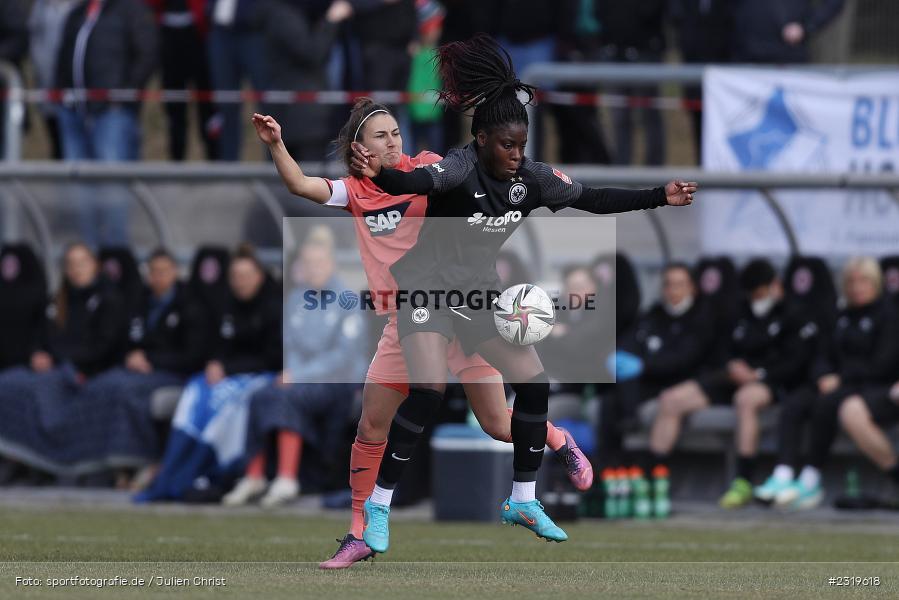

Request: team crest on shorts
left=509, top=182, right=527, bottom=205
left=412, top=307, right=430, bottom=324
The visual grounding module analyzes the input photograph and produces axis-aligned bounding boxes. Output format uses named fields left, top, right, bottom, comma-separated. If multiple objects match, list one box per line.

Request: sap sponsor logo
left=467, top=211, right=522, bottom=232
left=363, top=202, right=411, bottom=237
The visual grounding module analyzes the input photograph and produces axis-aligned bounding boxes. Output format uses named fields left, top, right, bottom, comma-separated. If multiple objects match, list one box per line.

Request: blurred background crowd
left=0, top=0, right=897, bottom=164
left=1, top=231, right=898, bottom=513
left=0, top=0, right=898, bottom=517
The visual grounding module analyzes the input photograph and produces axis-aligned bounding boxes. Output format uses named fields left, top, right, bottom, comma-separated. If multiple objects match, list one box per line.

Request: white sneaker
left=260, top=477, right=300, bottom=508
left=222, top=477, right=267, bottom=506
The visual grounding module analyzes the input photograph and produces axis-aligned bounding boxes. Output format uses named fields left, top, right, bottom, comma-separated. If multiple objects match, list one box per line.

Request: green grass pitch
left=2, top=506, right=898, bottom=599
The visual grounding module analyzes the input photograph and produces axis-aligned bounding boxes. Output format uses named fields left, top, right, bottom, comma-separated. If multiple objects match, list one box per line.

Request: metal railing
left=2, top=163, right=898, bottom=282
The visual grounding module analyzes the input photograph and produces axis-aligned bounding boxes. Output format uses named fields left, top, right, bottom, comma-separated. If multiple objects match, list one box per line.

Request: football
left=493, top=283, right=556, bottom=345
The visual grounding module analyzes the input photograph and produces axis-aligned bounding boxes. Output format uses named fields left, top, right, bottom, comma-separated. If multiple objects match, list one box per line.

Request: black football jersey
left=390, top=143, right=582, bottom=292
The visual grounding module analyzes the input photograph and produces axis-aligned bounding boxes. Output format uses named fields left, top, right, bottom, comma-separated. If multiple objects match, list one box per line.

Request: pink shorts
left=366, top=313, right=500, bottom=395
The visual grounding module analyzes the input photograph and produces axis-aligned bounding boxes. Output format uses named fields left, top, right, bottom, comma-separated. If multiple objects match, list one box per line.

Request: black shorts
left=861, top=386, right=899, bottom=427
left=697, top=374, right=737, bottom=406
left=395, top=298, right=498, bottom=355
left=697, top=371, right=782, bottom=406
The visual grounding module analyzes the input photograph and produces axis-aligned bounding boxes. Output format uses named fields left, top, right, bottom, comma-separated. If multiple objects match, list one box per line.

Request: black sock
left=887, top=463, right=899, bottom=485
left=510, top=372, right=550, bottom=482
left=737, top=456, right=756, bottom=482
left=375, top=387, right=443, bottom=489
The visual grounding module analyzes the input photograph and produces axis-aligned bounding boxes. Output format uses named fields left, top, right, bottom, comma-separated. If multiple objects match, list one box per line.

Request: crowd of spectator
left=0, top=229, right=368, bottom=505
left=0, top=0, right=847, bottom=164
left=1, top=233, right=898, bottom=511
left=603, top=253, right=899, bottom=510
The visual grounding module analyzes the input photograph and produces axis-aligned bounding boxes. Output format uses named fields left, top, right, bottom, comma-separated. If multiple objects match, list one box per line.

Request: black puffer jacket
left=258, top=0, right=337, bottom=152
left=44, top=277, right=127, bottom=376
left=211, top=278, right=282, bottom=375
left=0, top=245, right=47, bottom=369
left=628, top=299, right=715, bottom=385
left=127, top=282, right=210, bottom=375
left=723, top=300, right=820, bottom=390
left=56, top=0, right=158, bottom=109
left=813, top=298, right=899, bottom=387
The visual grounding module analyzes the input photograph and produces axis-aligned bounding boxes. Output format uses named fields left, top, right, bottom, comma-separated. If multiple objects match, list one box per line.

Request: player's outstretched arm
left=252, top=113, right=332, bottom=204
left=570, top=180, right=697, bottom=214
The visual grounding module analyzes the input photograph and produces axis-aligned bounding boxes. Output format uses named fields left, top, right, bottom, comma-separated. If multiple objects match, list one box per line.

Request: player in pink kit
left=251, top=100, right=593, bottom=568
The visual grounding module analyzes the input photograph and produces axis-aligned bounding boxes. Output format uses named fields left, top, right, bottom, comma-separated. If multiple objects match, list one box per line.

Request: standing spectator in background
left=551, top=0, right=611, bottom=165
left=144, top=0, right=218, bottom=160
left=225, top=228, right=367, bottom=507
left=0, top=0, right=29, bottom=159
left=55, top=0, right=158, bottom=245
left=668, top=0, right=732, bottom=162
left=491, top=0, right=559, bottom=76
left=55, top=0, right=158, bottom=161
left=258, top=0, right=352, bottom=161
left=755, top=257, right=899, bottom=510
left=438, top=0, right=491, bottom=149
left=406, top=0, right=445, bottom=154
left=598, top=0, right=666, bottom=166
left=29, top=0, right=80, bottom=160
left=731, top=0, right=844, bottom=64
left=350, top=0, right=416, bottom=93
left=348, top=0, right=416, bottom=143
left=491, top=0, right=560, bottom=161
left=207, top=0, right=268, bottom=160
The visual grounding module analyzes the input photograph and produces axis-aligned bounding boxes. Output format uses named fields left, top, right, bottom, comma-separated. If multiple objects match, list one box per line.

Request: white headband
left=354, top=109, right=390, bottom=142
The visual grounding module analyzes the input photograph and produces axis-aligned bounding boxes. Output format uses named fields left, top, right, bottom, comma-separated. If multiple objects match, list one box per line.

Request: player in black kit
left=351, top=34, right=697, bottom=552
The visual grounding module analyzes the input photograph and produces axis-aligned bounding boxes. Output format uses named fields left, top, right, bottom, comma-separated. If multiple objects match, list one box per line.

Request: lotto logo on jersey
left=467, top=210, right=522, bottom=232
left=552, top=168, right=572, bottom=184
left=363, top=202, right=412, bottom=236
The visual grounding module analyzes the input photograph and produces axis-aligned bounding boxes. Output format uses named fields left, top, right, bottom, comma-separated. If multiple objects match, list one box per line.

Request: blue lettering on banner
left=852, top=96, right=898, bottom=150
left=878, top=97, right=893, bottom=150
left=851, top=97, right=872, bottom=148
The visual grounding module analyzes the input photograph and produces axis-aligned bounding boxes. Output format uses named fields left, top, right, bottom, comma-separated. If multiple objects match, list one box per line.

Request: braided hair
left=437, top=34, right=536, bottom=136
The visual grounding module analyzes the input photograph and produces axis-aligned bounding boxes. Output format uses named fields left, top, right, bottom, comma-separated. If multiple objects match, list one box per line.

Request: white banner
left=701, top=67, right=899, bottom=256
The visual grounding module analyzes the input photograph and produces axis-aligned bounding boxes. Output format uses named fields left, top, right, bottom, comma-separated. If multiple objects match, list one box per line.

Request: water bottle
left=846, top=468, right=861, bottom=499
left=602, top=468, right=618, bottom=519
left=631, top=466, right=652, bottom=519
left=616, top=467, right=632, bottom=518
left=652, top=464, right=671, bottom=519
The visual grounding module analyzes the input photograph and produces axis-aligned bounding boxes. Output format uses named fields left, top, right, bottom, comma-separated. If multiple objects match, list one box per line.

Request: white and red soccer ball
left=493, top=283, right=555, bottom=345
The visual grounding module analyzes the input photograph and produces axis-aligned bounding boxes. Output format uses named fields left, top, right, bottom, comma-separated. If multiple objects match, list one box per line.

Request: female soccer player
left=252, top=99, right=593, bottom=569
left=351, top=34, right=696, bottom=551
